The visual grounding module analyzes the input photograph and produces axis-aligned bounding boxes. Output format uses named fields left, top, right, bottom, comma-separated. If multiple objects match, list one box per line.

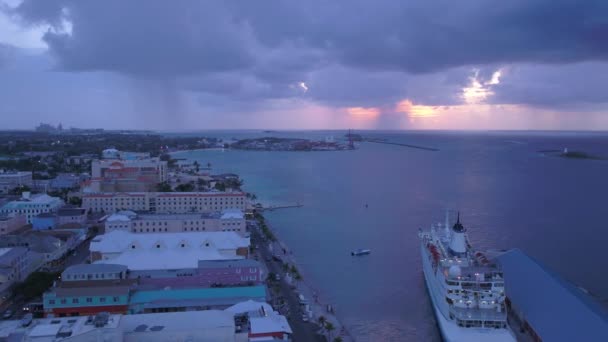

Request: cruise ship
left=419, top=213, right=516, bottom=342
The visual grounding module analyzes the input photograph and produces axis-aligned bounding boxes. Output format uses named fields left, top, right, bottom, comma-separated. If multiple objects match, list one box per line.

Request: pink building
left=132, top=259, right=265, bottom=288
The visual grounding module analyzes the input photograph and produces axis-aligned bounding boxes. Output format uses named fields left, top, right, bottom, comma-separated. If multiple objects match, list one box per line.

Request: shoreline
left=260, top=211, right=355, bottom=342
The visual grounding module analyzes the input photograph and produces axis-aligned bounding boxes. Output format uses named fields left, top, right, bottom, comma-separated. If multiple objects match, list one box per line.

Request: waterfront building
left=0, top=192, right=64, bottom=224
left=0, top=213, right=26, bottom=235
left=105, top=209, right=246, bottom=235
left=128, top=285, right=267, bottom=314
left=82, top=191, right=247, bottom=214
left=0, top=247, right=30, bottom=295
left=44, top=263, right=265, bottom=317
left=43, top=280, right=133, bottom=317
left=226, top=300, right=294, bottom=340
left=0, top=171, right=32, bottom=194
left=89, top=230, right=250, bottom=270
left=498, top=248, right=608, bottom=341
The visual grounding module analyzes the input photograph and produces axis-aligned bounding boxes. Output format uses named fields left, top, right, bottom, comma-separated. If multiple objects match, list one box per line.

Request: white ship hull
left=421, top=245, right=515, bottom=342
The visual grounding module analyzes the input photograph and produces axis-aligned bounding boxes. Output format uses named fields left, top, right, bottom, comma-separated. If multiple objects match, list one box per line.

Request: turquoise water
left=172, top=131, right=608, bottom=341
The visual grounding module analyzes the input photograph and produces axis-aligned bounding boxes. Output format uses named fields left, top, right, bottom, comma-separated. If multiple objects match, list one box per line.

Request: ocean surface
left=171, top=131, right=608, bottom=341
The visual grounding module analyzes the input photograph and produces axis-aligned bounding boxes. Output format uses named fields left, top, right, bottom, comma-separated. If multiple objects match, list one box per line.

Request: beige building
left=0, top=213, right=26, bottom=235
left=83, top=191, right=247, bottom=214
left=105, top=209, right=246, bottom=235
left=91, top=158, right=168, bottom=182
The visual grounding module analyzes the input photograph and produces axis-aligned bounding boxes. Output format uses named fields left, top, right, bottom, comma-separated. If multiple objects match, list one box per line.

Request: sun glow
left=345, top=107, right=381, bottom=117
left=461, top=68, right=502, bottom=104
left=395, top=99, right=437, bottom=118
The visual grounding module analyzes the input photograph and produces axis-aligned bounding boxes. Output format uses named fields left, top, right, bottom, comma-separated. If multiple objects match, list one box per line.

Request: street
left=249, top=221, right=326, bottom=342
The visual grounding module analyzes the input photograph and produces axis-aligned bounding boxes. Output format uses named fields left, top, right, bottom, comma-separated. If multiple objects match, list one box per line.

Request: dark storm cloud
left=10, top=0, right=608, bottom=108
left=492, top=63, right=608, bottom=108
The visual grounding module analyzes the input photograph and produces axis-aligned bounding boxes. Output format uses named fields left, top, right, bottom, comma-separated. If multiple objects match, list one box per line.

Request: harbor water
left=172, top=131, right=608, bottom=341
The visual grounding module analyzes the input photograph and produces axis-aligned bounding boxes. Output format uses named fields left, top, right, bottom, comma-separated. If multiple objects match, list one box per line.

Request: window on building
left=86, top=298, right=92, bottom=303
left=100, top=297, right=106, bottom=303
left=113, top=297, right=119, bottom=302
left=60, top=299, right=67, bottom=304
left=49, top=299, right=56, bottom=305
left=72, top=298, right=79, bottom=303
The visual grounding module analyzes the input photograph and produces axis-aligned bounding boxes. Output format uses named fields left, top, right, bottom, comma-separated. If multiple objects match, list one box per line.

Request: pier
left=258, top=203, right=303, bottom=211
left=364, top=139, right=440, bottom=151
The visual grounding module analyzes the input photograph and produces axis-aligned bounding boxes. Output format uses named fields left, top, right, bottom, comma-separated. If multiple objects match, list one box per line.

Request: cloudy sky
left=1, top=0, right=608, bottom=130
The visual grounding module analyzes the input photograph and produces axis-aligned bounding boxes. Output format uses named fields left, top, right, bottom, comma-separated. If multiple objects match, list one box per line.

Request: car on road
left=301, top=314, right=309, bottom=322
left=2, top=310, right=13, bottom=319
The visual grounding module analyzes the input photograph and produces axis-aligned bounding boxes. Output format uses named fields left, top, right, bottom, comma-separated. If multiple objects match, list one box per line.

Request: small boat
left=351, top=248, right=371, bottom=256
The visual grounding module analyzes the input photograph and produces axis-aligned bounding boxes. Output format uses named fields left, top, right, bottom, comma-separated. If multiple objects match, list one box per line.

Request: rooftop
left=250, top=314, right=293, bottom=335
left=57, top=208, right=87, bottom=216
left=129, top=285, right=267, bottom=304
left=91, top=230, right=249, bottom=253
left=221, top=209, right=245, bottom=220
left=62, top=263, right=128, bottom=276
left=498, top=248, right=608, bottom=341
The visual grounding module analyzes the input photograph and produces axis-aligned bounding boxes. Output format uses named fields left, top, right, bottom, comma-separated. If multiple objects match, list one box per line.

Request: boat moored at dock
left=419, top=212, right=516, bottom=342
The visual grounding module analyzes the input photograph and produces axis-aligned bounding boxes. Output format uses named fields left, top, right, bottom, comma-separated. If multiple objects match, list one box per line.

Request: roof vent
left=93, top=312, right=110, bottom=327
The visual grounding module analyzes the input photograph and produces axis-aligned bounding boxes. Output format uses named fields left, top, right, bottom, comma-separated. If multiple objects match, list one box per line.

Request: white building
left=0, top=310, right=243, bottom=342
left=0, top=171, right=32, bottom=194
left=82, top=191, right=247, bottom=214
left=105, top=209, right=246, bottom=235
left=0, top=192, right=64, bottom=223
left=90, top=230, right=250, bottom=271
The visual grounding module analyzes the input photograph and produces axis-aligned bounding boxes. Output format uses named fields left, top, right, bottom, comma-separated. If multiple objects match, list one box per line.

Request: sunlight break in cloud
left=345, top=107, right=380, bottom=118
left=298, top=82, right=308, bottom=92
left=461, top=68, right=502, bottom=104
left=395, top=99, right=437, bottom=118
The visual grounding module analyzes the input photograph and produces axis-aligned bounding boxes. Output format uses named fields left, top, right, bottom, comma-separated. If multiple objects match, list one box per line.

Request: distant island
left=230, top=137, right=352, bottom=151
left=539, top=148, right=604, bottom=160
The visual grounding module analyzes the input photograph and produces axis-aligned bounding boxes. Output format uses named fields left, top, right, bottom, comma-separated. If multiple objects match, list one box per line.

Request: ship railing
left=449, top=306, right=507, bottom=322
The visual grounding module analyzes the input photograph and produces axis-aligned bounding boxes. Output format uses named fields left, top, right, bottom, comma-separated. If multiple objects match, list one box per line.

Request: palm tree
left=325, top=322, right=335, bottom=341
left=317, top=316, right=327, bottom=335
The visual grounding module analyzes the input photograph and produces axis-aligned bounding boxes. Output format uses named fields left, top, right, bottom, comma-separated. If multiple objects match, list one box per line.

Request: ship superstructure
left=419, top=212, right=515, bottom=341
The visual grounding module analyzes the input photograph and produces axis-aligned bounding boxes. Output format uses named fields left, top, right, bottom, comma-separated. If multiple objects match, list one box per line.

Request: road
left=1, top=237, right=92, bottom=320
left=249, top=222, right=326, bottom=342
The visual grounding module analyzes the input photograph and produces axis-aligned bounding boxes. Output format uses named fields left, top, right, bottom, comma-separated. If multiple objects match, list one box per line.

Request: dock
left=258, top=203, right=303, bottom=211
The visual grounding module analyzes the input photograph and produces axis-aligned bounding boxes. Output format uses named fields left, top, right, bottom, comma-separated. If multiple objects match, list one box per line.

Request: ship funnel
left=449, top=212, right=467, bottom=254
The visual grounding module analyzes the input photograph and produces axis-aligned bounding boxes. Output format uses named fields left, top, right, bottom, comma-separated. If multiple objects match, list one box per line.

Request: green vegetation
left=12, top=272, right=60, bottom=300
left=8, top=185, right=31, bottom=196
left=560, top=151, right=602, bottom=160
left=175, top=182, right=195, bottom=192
left=156, top=182, right=172, bottom=192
